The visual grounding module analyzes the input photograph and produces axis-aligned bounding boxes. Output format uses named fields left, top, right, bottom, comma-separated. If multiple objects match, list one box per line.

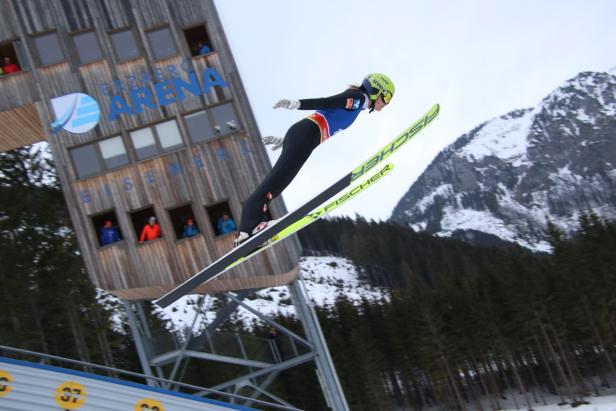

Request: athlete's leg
left=238, top=119, right=320, bottom=234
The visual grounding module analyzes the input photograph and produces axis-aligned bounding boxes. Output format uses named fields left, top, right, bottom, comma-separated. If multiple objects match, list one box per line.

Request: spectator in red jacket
left=2, top=57, right=21, bottom=74
left=139, top=216, right=161, bottom=243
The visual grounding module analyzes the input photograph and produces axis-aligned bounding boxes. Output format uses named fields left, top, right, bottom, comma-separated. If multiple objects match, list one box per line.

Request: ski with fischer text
left=154, top=103, right=439, bottom=308
left=224, top=162, right=393, bottom=272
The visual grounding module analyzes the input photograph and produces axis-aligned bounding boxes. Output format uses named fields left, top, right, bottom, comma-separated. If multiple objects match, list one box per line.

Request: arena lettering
left=106, top=66, right=228, bottom=121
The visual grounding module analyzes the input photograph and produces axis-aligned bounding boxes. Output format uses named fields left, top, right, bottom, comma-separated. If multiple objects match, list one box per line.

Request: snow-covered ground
left=153, top=255, right=389, bottom=331
left=499, top=394, right=616, bottom=411
left=416, top=388, right=616, bottom=411
left=472, top=386, right=616, bottom=411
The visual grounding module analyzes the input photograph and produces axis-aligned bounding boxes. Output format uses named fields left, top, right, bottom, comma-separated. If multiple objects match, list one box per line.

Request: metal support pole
left=244, top=371, right=281, bottom=408
left=246, top=381, right=295, bottom=409
left=207, top=290, right=250, bottom=331
left=134, top=300, right=167, bottom=381
left=198, top=353, right=315, bottom=395
left=226, top=292, right=313, bottom=349
left=122, top=300, right=158, bottom=387
left=167, top=295, right=208, bottom=387
left=288, top=278, right=350, bottom=411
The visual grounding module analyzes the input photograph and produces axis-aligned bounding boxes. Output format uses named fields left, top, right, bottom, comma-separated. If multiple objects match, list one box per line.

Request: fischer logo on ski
left=225, top=163, right=394, bottom=271
left=351, top=104, right=439, bottom=182
left=308, top=163, right=393, bottom=219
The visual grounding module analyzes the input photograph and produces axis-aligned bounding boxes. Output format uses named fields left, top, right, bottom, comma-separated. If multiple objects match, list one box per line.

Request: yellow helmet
left=361, top=73, right=395, bottom=104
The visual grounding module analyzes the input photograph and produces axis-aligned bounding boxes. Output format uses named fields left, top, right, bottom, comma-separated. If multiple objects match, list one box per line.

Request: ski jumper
left=239, top=89, right=368, bottom=234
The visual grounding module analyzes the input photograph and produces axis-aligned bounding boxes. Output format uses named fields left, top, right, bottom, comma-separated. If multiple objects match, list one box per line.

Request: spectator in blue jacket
left=181, top=218, right=199, bottom=238
left=217, top=213, right=237, bottom=235
left=100, top=220, right=121, bottom=246
left=198, top=42, right=211, bottom=55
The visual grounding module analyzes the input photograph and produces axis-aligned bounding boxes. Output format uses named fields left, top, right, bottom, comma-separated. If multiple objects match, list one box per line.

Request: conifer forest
left=1, top=146, right=615, bottom=410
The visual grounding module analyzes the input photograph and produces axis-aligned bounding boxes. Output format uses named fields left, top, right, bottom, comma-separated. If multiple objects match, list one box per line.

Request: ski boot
left=233, top=231, right=250, bottom=248
left=252, top=219, right=281, bottom=246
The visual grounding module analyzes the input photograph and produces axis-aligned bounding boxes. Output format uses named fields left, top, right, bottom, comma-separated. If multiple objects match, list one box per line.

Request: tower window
left=99, top=135, right=129, bottom=169
left=130, top=119, right=185, bottom=160
left=130, top=207, right=162, bottom=244
left=147, top=27, right=177, bottom=60
left=91, top=210, right=123, bottom=247
left=110, top=29, right=140, bottom=62
left=183, top=25, right=214, bottom=57
left=155, top=119, right=183, bottom=151
left=168, top=204, right=199, bottom=239
left=184, top=110, right=215, bottom=143
left=130, top=127, right=158, bottom=160
left=211, top=103, right=240, bottom=135
left=33, top=32, right=65, bottom=66
left=0, top=40, right=24, bottom=75
left=72, top=31, right=103, bottom=65
left=70, top=136, right=130, bottom=179
left=70, top=143, right=102, bottom=178
left=205, top=201, right=237, bottom=236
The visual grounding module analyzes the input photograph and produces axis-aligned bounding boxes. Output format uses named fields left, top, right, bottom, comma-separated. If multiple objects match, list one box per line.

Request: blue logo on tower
left=50, top=93, right=101, bottom=134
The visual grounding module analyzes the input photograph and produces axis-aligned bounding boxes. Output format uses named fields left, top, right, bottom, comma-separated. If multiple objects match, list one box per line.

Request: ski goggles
left=381, top=90, right=392, bottom=105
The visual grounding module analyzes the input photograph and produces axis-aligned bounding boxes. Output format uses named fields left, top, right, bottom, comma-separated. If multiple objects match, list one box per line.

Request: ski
left=154, top=103, right=439, bottom=308
left=224, top=163, right=393, bottom=272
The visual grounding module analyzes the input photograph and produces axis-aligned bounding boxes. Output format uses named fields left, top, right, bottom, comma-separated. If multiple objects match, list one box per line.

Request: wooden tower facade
left=0, top=0, right=301, bottom=300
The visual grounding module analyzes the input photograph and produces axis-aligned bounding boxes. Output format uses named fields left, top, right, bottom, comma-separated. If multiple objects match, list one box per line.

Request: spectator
left=268, top=327, right=284, bottom=362
left=0, top=66, right=4, bottom=76
left=217, top=213, right=236, bottom=235
left=139, top=216, right=161, bottom=243
left=197, top=42, right=211, bottom=55
left=100, top=220, right=121, bottom=246
left=181, top=218, right=199, bottom=238
left=2, top=57, right=21, bottom=74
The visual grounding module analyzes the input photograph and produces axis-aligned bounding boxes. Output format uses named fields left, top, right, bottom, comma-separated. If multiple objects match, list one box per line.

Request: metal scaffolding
left=123, top=277, right=350, bottom=411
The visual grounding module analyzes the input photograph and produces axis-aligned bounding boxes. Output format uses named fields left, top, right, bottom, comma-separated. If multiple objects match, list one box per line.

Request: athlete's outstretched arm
left=273, top=89, right=365, bottom=111
left=299, top=89, right=365, bottom=110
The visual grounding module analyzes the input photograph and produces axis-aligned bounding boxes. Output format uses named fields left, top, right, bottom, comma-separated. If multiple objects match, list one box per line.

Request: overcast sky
left=214, top=0, right=616, bottom=221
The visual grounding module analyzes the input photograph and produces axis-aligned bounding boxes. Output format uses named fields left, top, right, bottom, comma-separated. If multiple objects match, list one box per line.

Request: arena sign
left=51, top=59, right=228, bottom=134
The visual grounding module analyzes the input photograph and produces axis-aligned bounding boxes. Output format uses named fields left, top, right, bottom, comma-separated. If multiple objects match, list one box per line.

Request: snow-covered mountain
left=391, top=70, right=616, bottom=252
left=155, top=256, right=388, bottom=332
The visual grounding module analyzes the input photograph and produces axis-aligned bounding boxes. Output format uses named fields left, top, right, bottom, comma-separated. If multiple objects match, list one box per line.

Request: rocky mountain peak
left=390, top=70, right=616, bottom=252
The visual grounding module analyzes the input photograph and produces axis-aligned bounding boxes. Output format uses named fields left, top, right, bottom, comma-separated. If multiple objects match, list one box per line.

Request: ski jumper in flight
left=234, top=73, right=395, bottom=247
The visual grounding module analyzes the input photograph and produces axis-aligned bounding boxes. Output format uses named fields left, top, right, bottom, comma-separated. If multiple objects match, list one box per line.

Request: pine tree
left=0, top=145, right=135, bottom=373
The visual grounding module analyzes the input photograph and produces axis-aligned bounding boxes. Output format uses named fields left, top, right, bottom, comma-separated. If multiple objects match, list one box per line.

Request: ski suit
left=238, top=88, right=368, bottom=234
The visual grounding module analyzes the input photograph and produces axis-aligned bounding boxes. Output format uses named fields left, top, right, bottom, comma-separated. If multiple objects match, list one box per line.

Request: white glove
left=262, top=136, right=284, bottom=151
left=273, top=99, right=300, bottom=110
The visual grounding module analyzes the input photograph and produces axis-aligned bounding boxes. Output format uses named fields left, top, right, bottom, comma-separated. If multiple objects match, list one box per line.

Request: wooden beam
left=0, top=103, right=46, bottom=152
left=111, top=265, right=300, bottom=301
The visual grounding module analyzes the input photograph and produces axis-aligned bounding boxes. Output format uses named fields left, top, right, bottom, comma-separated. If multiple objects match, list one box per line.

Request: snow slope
left=154, top=256, right=388, bottom=332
